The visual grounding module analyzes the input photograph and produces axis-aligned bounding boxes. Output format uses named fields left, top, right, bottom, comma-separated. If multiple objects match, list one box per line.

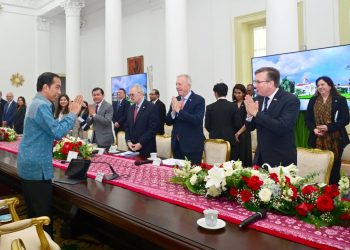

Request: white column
left=35, top=17, right=51, bottom=76
left=165, top=0, right=188, bottom=101
left=61, top=0, right=85, bottom=97
left=105, top=0, right=123, bottom=103
left=266, top=0, right=298, bottom=54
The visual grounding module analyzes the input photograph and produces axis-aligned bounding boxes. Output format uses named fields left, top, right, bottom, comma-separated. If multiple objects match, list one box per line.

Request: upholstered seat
left=0, top=197, right=60, bottom=250
left=116, top=131, right=128, bottom=151
left=156, top=135, right=172, bottom=158
left=164, top=125, right=172, bottom=137
left=297, top=147, right=334, bottom=184
left=251, top=130, right=257, bottom=158
left=341, top=143, right=350, bottom=176
left=203, top=139, right=231, bottom=165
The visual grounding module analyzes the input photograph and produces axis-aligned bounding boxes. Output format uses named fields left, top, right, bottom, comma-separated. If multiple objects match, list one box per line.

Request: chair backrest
left=341, top=143, right=350, bottom=162
left=251, top=130, right=257, bottom=153
left=204, top=139, right=231, bottom=165
left=297, top=147, right=334, bottom=184
left=203, top=128, right=209, bottom=139
left=164, top=125, right=173, bottom=136
left=116, top=131, right=128, bottom=151
left=156, top=135, right=172, bottom=158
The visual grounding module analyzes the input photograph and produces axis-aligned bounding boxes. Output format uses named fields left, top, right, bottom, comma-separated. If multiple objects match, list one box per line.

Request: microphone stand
left=91, top=161, right=119, bottom=180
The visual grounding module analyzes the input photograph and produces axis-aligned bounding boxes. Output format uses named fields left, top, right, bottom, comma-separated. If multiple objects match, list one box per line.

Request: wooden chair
left=0, top=197, right=60, bottom=250
left=156, top=135, right=172, bottom=158
left=297, top=147, right=334, bottom=184
left=116, top=131, right=128, bottom=151
left=341, top=143, right=350, bottom=177
left=203, top=139, right=231, bottom=165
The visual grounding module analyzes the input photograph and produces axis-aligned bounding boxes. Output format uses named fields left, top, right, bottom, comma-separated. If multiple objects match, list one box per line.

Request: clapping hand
left=171, top=97, right=181, bottom=113
left=88, top=104, right=96, bottom=116
left=69, top=95, right=83, bottom=115
left=244, top=95, right=259, bottom=117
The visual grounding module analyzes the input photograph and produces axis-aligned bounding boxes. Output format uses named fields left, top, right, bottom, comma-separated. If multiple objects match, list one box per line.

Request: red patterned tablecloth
left=1, top=139, right=349, bottom=250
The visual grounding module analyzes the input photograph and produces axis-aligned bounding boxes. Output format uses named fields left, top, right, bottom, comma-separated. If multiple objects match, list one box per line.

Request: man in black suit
left=244, top=67, right=300, bottom=167
left=149, top=89, right=166, bottom=135
left=166, top=74, right=205, bottom=165
left=125, top=84, right=159, bottom=157
left=205, top=83, right=241, bottom=160
left=112, top=88, right=130, bottom=134
left=0, top=91, right=6, bottom=125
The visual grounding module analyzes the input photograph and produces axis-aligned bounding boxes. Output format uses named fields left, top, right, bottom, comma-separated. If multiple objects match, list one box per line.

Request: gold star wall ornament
left=10, top=73, right=24, bottom=87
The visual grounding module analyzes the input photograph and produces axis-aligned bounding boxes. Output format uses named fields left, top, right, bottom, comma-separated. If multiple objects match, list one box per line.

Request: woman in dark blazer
left=305, top=76, right=350, bottom=184
left=13, top=96, right=26, bottom=134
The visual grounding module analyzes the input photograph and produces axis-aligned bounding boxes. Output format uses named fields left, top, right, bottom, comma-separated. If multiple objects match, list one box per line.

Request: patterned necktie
left=262, top=97, right=269, bottom=112
left=133, top=105, right=139, bottom=122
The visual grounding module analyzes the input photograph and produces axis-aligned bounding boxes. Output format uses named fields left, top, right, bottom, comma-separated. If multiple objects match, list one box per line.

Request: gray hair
left=177, top=74, right=192, bottom=85
left=131, top=84, right=144, bottom=95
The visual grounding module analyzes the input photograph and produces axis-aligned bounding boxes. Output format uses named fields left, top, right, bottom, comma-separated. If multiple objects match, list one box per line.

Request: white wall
left=0, top=12, right=37, bottom=103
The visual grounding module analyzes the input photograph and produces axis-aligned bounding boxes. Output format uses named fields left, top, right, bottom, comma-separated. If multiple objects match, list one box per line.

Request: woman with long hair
left=305, top=76, right=350, bottom=184
left=232, top=84, right=252, bottom=167
left=54, top=94, right=70, bottom=121
left=13, top=96, right=26, bottom=134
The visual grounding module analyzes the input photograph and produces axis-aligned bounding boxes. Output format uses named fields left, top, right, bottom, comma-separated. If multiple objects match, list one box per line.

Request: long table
left=0, top=149, right=315, bottom=250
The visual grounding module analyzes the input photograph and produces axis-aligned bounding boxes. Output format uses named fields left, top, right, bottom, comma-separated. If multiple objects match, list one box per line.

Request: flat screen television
left=251, top=44, right=350, bottom=110
left=111, top=73, right=147, bottom=101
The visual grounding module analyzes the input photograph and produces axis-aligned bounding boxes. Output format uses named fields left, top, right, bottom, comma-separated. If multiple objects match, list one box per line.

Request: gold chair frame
left=204, top=139, right=231, bottom=163
left=297, top=147, right=334, bottom=184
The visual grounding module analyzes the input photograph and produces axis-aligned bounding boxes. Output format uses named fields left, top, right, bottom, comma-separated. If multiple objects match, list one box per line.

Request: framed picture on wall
left=127, top=55, right=144, bottom=75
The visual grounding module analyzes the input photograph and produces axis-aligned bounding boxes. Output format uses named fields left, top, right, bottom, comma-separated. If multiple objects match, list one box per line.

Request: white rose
left=190, top=174, right=198, bottom=185
left=190, top=166, right=202, bottom=174
left=221, top=178, right=227, bottom=191
left=258, top=188, right=272, bottom=202
left=224, top=168, right=234, bottom=177
left=222, top=161, right=233, bottom=170
left=206, top=185, right=222, bottom=197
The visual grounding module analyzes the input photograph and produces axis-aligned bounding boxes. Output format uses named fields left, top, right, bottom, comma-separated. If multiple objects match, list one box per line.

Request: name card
left=67, top=151, right=78, bottom=162
left=153, top=159, right=161, bottom=166
left=95, top=172, right=104, bottom=182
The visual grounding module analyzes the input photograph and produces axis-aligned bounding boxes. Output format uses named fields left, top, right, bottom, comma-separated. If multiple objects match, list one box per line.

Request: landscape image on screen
left=252, top=44, right=350, bottom=110
left=111, top=73, right=147, bottom=101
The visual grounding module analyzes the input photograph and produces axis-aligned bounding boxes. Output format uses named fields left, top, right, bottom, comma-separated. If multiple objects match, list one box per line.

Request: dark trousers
left=22, top=179, right=53, bottom=236
left=330, top=146, right=344, bottom=185
left=173, top=139, right=202, bottom=165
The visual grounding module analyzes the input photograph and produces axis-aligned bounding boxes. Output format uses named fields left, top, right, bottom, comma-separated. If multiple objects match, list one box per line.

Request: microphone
left=239, top=209, right=267, bottom=229
left=91, top=161, right=119, bottom=180
left=134, top=160, right=153, bottom=166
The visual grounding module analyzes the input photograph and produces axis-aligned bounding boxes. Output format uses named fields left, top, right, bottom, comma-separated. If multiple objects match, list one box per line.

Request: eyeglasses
left=129, top=93, right=137, bottom=97
left=253, top=80, right=270, bottom=85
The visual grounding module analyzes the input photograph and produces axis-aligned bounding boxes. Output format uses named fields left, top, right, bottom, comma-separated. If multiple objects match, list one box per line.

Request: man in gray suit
left=86, top=87, right=114, bottom=149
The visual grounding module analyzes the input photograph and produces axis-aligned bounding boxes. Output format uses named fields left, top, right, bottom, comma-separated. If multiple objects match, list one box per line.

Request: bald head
left=6, top=92, right=14, bottom=102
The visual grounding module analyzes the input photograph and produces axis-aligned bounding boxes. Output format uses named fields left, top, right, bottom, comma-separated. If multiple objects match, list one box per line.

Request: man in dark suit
left=112, top=88, right=130, bottom=134
left=244, top=67, right=300, bottom=167
left=149, top=89, right=166, bottom=135
left=2, top=92, right=17, bottom=128
left=125, top=84, right=159, bottom=157
left=205, top=83, right=241, bottom=160
left=0, top=91, right=6, bottom=125
left=166, top=74, right=205, bottom=165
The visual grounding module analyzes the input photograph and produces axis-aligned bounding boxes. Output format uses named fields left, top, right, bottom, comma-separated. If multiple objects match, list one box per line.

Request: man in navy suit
left=149, top=89, right=166, bottom=135
left=166, top=74, right=205, bottom=165
left=244, top=67, right=300, bottom=167
left=125, top=84, right=159, bottom=157
left=2, top=92, right=17, bottom=128
left=112, top=88, right=130, bottom=134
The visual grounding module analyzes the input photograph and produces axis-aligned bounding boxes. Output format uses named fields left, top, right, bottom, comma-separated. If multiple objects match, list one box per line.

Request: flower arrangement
left=170, top=160, right=350, bottom=228
left=53, top=136, right=94, bottom=160
left=0, top=127, right=17, bottom=142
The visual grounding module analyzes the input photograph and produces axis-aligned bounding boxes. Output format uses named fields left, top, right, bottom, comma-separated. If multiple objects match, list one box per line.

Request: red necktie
left=133, top=105, right=138, bottom=122
left=95, top=104, right=99, bottom=113
left=180, top=98, right=185, bottom=110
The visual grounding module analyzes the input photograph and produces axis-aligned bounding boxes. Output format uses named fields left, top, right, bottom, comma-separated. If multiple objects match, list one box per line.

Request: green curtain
left=295, top=111, right=309, bottom=148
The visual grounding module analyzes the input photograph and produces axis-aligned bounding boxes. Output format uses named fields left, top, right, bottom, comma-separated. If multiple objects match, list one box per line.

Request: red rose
left=62, top=142, right=71, bottom=155
left=252, top=165, right=260, bottom=170
left=247, top=176, right=263, bottom=191
left=316, top=195, right=334, bottom=212
left=340, top=212, right=350, bottom=220
left=53, top=141, right=58, bottom=147
left=4, top=133, right=9, bottom=139
left=77, top=141, right=83, bottom=146
left=241, top=176, right=250, bottom=183
left=269, top=173, right=279, bottom=183
left=295, top=202, right=313, bottom=217
left=323, top=185, right=340, bottom=198
left=240, top=190, right=252, bottom=203
left=285, top=176, right=291, bottom=184
left=302, top=185, right=319, bottom=196
left=229, top=187, right=238, bottom=197
left=200, top=162, right=213, bottom=170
